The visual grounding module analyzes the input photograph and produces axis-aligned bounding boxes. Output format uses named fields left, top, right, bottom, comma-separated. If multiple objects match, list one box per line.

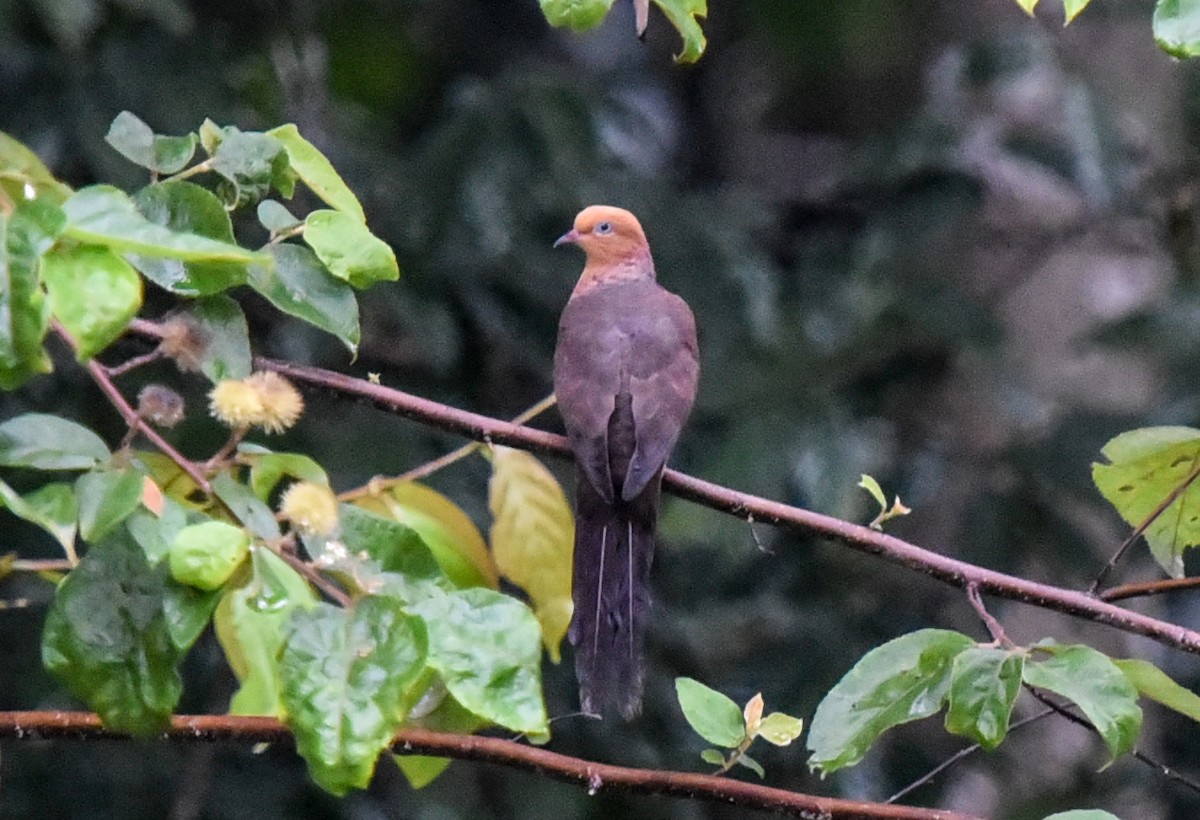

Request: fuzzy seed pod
left=136, top=384, right=186, bottom=428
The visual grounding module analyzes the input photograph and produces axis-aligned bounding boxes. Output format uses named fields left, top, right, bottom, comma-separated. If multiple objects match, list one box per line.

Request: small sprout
left=208, top=371, right=304, bottom=434
left=743, top=692, right=764, bottom=736
left=157, top=315, right=209, bottom=372
left=280, top=480, right=339, bottom=537
left=676, top=677, right=803, bottom=779
left=136, top=384, right=185, bottom=428
left=858, top=474, right=912, bottom=530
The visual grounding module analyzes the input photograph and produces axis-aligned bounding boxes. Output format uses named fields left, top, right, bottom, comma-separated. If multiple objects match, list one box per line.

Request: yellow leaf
left=355, top=482, right=498, bottom=589
left=488, top=447, right=574, bottom=662
left=1015, top=0, right=1039, bottom=15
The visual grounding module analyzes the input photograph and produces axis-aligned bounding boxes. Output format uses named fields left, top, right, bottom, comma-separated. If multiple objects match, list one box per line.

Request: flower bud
left=279, top=481, right=339, bottom=536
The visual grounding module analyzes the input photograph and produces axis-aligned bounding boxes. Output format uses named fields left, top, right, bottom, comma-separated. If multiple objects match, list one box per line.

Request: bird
left=552, top=205, right=699, bottom=719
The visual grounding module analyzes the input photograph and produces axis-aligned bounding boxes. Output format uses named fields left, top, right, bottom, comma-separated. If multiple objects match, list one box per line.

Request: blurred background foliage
left=3, top=0, right=1200, bottom=817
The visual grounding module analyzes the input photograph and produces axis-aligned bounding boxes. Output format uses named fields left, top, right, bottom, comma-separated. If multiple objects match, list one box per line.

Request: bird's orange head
left=555, top=206, right=654, bottom=292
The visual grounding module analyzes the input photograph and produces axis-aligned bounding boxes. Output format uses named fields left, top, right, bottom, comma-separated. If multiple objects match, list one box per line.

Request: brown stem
left=245, top=355, right=1200, bottom=657
left=73, top=346, right=212, bottom=496
left=1100, top=576, right=1200, bottom=603
left=965, top=583, right=1014, bottom=649
left=102, top=348, right=165, bottom=378
left=0, top=711, right=980, bottom=820
left=272, top=544, right=351, bottom=608
left=338, top=393, right=557, bottom=502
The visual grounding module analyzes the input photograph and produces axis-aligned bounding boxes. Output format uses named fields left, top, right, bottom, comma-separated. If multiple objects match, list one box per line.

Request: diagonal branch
left=252, top=355, right=1200, bottom=657
left=0, top=710, right=979, bottom=820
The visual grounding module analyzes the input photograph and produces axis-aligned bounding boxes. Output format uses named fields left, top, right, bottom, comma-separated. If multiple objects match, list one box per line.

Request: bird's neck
left=573, top=249, right=656, bottom=297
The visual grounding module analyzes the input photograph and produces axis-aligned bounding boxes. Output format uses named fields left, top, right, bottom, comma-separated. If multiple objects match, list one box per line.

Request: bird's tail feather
left=569, top=476, right=657, bottom=719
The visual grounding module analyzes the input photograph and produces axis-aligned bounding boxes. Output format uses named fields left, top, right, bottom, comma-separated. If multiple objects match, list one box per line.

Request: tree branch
left=251, top=355, right=1200, bottom=657
left=0, top=710, right=978, bottom=820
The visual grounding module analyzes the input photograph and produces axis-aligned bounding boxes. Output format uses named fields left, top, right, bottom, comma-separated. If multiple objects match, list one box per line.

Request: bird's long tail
left=568, top=473, right=658, bottom=719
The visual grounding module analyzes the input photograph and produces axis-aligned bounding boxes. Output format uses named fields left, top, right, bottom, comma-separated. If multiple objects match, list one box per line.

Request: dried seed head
left=158, top=315, right=209, bottom=373
left=136, top=384, right=186, bottom=428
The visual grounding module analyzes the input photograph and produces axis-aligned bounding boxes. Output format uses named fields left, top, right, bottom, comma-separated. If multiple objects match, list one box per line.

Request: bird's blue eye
left=595, top=221, right=613, bottom=235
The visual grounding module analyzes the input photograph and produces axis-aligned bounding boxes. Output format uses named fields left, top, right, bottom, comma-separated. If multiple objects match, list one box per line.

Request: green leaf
left=734, top=752, right=765, bottom=779
left=280, top=596, right=428, bottom=795
left=126, top=497, right=187, bottom=564
left=162, top=581, right=221, bottom=652
left=337, top=503, right=451, bottom=601
left=104, top=111, right=197, bottom=175
left=651, top=0, right=707, bottom=63
left=807, top=629, right=974, bottom=774
left=408, top=588, right=548, bottom=735
left=42, top=243, right=143, bottom=360
left=699, top=748, right=726, bottom=766
left=266, top=125, right=366, bottom=222
left=1062, top=0, right=1093, bottom=24
left=0, top=131, right=72, bottom=204
left=182, top=295, right=252, bottom=382
left=303, top=209, right=399, bottom=289
left=244, top=448, right=329, bottom=501
left=214, top=546, right=316, bottom=716
left=1092, top=426, right=1200, bottom=577
left=538, top=0, right=616, bottom=31
left=488, top=447, right=572, bottom=660
left=249, top=244, right=360, bottom=354
left=1041, top=812, right=1122, bottom=820
left=4, top=481, right=78, bottom=554
left=756, top=712, right=804, bottom=746
left=0, top=201, right=58, bottom=388
left=130, top=181, right=247, bottom=295
left=76, top=467, right=144, bottom=542
left=257, top=200, right=303, bottom=234
left=1023, top=645, right=1142, bottom=759
left=169, top=520, right=251, bottom=591
left=1015, top=0, right=1039, bottom=15
left=857, top=474, right=887, bottom=510
left=41, top=530, right=183, bottom=735
left=0, top=413, right=109, bottom=469
left=1154, top=0, right=1200, bottom=58
left=206, top=125, right=294, bottom=208
left=1114, top=658, right=1200, bottom=723
left=945, top=647, right=1023, bottom=750
left=62, top=185, right=263, bottom=263
left=355, top=481, right=497, bottom=590
left=675, top=677, right=746, bottom=748
left=212, top=472, right=279, bottom=540
left=393, top=754, right=452, bottom=790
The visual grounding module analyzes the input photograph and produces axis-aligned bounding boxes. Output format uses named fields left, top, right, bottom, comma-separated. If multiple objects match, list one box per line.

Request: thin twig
left=235, top=355, right=1200, bottom=657
left=58, top=329, right=213, bottom=496
left=886, top=707, right=1057, bottom=804
left=0, top=711, right=980, bottom=820
left=337, top=393, right=557, bottom=503
left=1024, top=687, right=1200, bottom=796
left=101, top=348, right=164, bottom=379
left=272, top=544, right=351, bottom=608
left=1100, top=576, right=1200, bottom=603
left=965, top=583, right=1014, bottom=649
left=1088, top=456, right=1200, bottom=595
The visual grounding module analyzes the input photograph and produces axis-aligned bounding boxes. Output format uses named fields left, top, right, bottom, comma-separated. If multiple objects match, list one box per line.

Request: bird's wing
left=623, top=288, right=699, bottom=501
left=554, top=294, right=622, bottom=503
